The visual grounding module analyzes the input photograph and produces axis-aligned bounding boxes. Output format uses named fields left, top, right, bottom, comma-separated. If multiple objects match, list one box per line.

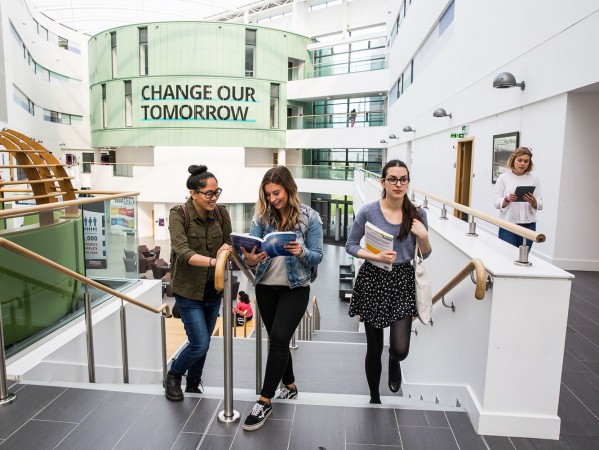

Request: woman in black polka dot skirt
left=345, top=160, right=432, bottom=404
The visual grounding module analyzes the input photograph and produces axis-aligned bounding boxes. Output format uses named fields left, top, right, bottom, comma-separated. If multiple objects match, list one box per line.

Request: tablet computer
left=514, top=185, right=535, bottom=202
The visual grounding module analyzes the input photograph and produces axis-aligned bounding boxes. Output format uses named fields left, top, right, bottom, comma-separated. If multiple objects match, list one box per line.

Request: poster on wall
left=492, top=132, right=519, bottom=183
left=110, top=197, right=136, bottom=235
left=82, top=203, right=107, bottom=269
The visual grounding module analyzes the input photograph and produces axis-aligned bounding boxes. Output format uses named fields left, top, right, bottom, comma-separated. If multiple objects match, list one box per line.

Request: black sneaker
left=276, top=385, right=298, bottom=399
left=242, top=400, right=273, bottom=431
left=185, top=379, right=203, bottom=394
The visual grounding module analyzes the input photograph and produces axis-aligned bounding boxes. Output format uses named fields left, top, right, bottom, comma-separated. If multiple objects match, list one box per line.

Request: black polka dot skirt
left=348, top=261, right=417, bottom=329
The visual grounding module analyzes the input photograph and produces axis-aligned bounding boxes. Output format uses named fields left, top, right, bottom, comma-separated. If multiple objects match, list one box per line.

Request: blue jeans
left=170, top=295, right=221, bottom=383
left=498, top=222, right=536, bottom=249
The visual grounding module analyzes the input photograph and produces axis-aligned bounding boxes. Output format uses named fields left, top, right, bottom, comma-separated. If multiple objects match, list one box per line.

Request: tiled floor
left=2, top=241, right=599, bottom=448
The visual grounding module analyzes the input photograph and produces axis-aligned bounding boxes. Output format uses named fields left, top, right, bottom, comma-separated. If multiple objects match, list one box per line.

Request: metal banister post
left=84, top=288, right=96, bottom=383
left=255, top=299, right=263, bottom=395
left=120, top=300, right=129, bottom=383
left=218, top=261, right=240, bottom=423
left=0, top=303, right=16, bottom=407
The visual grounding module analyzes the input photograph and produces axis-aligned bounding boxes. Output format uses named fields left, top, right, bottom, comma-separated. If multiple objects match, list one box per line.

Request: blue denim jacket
left=250, top=205, right=323, bottom=288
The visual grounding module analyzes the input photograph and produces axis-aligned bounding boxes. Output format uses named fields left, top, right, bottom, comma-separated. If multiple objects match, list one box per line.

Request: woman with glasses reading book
left=346, top=159, right=431, bottom=404
left=241, top=166, right=323, bottom=431
left=493, top=147, right=543, bottom=248
left=165, top=165, right=232, bottom=402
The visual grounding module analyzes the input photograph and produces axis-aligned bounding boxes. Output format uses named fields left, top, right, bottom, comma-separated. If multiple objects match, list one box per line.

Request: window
left=110, top=32, right=117, bottom=78
left=245, top=29, right=256, bottom=77
left=139, top=27, right=148, bottom=76
left=101, top=84, right=107, bottom=129
left=58, top=36, right=68, bottom=50
left=82, top=153, right=94, bottom=174
left=13, top=85, right=35, bottom=115
left=439, top=1, right=455, bottom=36
left=125, top=81, right=132, bottom=127
left=270, top=83, right=280, bottom=129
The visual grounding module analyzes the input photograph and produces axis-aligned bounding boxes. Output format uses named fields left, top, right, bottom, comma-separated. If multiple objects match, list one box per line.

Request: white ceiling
left=27, top=0, right=260, bottom=35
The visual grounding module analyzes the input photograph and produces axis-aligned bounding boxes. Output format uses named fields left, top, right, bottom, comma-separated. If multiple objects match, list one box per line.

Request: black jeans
left=256, top=284, right=309, bottom=399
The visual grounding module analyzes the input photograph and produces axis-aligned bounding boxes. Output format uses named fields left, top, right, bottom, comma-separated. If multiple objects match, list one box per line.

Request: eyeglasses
left=195, top=188, right=222, bottom=199
left=383, top=176, right=410, bottom=185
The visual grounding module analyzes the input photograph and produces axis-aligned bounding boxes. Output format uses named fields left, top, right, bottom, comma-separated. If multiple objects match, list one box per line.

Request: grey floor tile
left=557, top=384, right=599, bottom=436
left=231, top=417, right=292, bottom=450
left=567, top=307, right=599, bottom=327
left=395, top=409, right=449, bottom=428
left=561, top=350, right=589, bottom=373
left=445, top=411, right=487, bottom=450
left=0, top=384, right=66, bottom=439
left=571, top=324, right=599, bottom=349
left=34, top=388, right=109, bottom=423
left=1, top=419, right=76, bottom=450
left=399, top=425, right=458, bottom=450
left=198, top=434, right=234, bottom=449
left=511, top=434, right=599, bottom=449
left=561, top=370, right=599, bottom=417
left=345, top=407, right=400, bottom=446
left=55, top=400, right=145, bottom=450
left=483, top=435, right=515, bottom=450
left=205, top=399, right=251, bottom=436
left=98, top=391, right=154, bottom=409
left=172, top=432, right=203, bottom=450
left=116, top=395, right=200, bottom=449
left=268, top=401, right=295, bottom=421
left=289, top=404, right=345, bottom=450
left=346, top=445, right=401, bottom=450
left=183, top=398, right=221, bottom=434
left=564, top=329, right=599, bottom=362
left=582, top=360, right=599, bottom=377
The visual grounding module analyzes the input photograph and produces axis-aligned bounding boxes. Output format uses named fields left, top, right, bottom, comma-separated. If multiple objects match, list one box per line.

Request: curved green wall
left=89, top=21, right=312, bottom=148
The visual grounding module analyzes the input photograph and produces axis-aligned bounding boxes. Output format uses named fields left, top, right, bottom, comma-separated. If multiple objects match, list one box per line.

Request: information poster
left=82, top=204, right=107, bottom=269
left=110, top=197, right=136, bottom=235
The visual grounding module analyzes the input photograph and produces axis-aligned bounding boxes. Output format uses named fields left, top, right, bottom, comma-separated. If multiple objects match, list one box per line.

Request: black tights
left=364, top=315, right=412, bottom=400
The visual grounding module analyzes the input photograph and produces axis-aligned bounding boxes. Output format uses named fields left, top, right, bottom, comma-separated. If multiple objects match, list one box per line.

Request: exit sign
left=451, top=133, right=465, bottom=138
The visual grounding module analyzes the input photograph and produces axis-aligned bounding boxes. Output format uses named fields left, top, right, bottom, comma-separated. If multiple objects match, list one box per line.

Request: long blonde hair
left=255, top=166, right=301, bottom=231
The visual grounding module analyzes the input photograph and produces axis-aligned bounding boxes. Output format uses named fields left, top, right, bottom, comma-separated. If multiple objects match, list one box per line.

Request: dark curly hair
left=186, top=165, right=217, bottom=191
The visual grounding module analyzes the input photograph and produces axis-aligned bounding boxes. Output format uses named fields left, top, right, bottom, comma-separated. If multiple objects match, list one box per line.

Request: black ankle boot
left=388, top=355, right=402, bottom=393
left=185, top=379, right=203, bottom=394
left=164, top=371, right=184, bottom=402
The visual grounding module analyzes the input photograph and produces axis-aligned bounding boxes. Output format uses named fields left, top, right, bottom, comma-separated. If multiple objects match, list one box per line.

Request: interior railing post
left=290, top=328, right=298, bottom=349
left=422, top=197, right=429, bottom=209
left=440, top=205, right=448, bottom=220
left=232, top=310, right=237, bottom=338
left=0, top=303, right=16, bottom=407
left=467, top=215, right=478, bottom=237
left=84, top=287, right=96, bottom=383
left=255, top=300, right=263, bottom=395
left=120, top=299, right=129, bottom=383
left=160, top=311, right=168, bottom=382
left=219, top=262, right=240, bottom=423
left=515, top=236, right=532, bottom=267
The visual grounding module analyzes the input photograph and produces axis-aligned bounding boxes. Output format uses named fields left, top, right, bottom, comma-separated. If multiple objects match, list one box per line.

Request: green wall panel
left=89, top=21, right=311, bottom=148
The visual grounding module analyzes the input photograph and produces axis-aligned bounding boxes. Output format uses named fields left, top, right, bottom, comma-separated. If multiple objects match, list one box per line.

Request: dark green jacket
left=169, top=199, right=232, bottom=301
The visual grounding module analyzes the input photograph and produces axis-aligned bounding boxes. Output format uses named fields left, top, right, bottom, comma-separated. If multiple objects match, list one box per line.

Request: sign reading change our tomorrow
left=140, top=83, right=258, bottom=122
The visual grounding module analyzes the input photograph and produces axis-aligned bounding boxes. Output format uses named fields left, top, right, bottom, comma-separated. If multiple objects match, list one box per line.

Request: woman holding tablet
left=493, top=147, right=543, bottom=248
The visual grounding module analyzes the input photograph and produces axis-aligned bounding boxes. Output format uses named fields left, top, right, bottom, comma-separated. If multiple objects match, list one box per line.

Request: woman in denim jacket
left=241, top=166, right=323, bottom=431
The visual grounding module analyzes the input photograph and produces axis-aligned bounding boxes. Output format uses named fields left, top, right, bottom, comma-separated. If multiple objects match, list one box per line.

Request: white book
left=364, top=221, right=394, bottom=271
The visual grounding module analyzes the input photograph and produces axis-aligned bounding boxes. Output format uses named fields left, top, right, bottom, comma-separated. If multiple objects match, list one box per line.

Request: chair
left=154, top=258, right=170, bottom=271
left=151, top=261, right=169, bottom=280
left=162, top=272, right=173, bottom=297
left=138, top=244, right=152, bottom=258
left=123, top=256, right=137, bottom=272
left=124, top=249, right=136, bottom=259
left=149, top=246, right=161, bottom=259
left=138, top=256, right=149, bottom=273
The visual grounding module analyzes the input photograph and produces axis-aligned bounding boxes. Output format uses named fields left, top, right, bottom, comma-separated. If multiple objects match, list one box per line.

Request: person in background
left=350, top=108, right=357, bottom=127
left=346, top=159, right=431, bottom=404
left=165, top=165, right=232, bottom=402
left=234, top=291, right=253, bottom=326
left=241, top=166, right=323, bottom=431
left=493, top=147, right=543, bottom=248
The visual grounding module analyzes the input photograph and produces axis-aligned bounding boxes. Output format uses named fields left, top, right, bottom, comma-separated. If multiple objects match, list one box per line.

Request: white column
left=278, top=149, right=287, bottom=166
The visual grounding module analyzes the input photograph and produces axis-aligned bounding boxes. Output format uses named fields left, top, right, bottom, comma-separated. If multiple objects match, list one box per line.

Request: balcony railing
left=287, top=110, right=386, bottom=129
left=289, top=55, right=388, bottom=80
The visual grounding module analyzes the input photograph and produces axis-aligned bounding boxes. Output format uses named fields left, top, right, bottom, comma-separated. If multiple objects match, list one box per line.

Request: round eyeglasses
left=383, top=176, right=410, bottom=185
left=196, top=188, right=223, bottom=199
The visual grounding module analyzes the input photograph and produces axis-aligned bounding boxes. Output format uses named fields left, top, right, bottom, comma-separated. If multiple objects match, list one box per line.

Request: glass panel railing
left=287, top=111, right=386, bottom=129
left=291, top=55, right=388, bottom=79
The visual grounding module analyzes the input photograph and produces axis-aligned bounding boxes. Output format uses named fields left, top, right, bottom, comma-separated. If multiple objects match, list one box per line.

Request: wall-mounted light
left=493, top=72, right=525, bottom=90
left=403, top=126, right=415, bottom=132
left=380, top=139, right=387, bottom=144
left=389, top=134, right=398, bottom=139
left=433, top=108, right=452, bottom=119
left=59, top=143, right=66, bottom=146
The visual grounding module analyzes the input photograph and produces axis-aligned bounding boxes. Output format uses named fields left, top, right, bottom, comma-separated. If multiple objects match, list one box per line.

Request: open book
left=231, top=231, right=297, bottom=258
left=365, top=221, right=394, bottom=271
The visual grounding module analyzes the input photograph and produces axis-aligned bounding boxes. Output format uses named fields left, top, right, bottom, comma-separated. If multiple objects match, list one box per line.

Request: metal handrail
left=0, top=237, right=172, bottom=405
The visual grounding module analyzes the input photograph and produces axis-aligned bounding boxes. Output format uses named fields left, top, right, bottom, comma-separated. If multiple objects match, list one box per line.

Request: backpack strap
left=181, top=203, right=223, bottom=233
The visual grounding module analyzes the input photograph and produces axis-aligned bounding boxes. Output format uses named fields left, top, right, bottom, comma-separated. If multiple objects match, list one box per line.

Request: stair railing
left=0, top=237, right=172, bottom=408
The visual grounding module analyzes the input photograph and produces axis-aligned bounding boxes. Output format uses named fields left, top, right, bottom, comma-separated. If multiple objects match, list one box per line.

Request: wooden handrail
left=0, top=191, right=140, bottom=219
left=0, top=237, right=171, bottom=317
left=432, top=258, right=487, bottom=304
left=215, top=249, right=256, bottom=292
left=411, top=187, right=545, bottom=244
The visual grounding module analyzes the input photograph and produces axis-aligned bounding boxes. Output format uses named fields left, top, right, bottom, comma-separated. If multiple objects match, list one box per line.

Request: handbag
left=414, top=238, right=433, bottom=325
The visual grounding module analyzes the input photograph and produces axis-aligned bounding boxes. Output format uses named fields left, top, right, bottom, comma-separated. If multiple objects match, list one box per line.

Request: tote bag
left=414, top=238, right=433, bottom=325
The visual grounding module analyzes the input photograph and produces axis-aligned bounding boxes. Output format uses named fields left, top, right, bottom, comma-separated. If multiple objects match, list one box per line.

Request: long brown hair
left=381, top=159, right=422, bottom=240
left=507, top=147, right=534, bottom=173
left=255, top=166, right=301, bottom=231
